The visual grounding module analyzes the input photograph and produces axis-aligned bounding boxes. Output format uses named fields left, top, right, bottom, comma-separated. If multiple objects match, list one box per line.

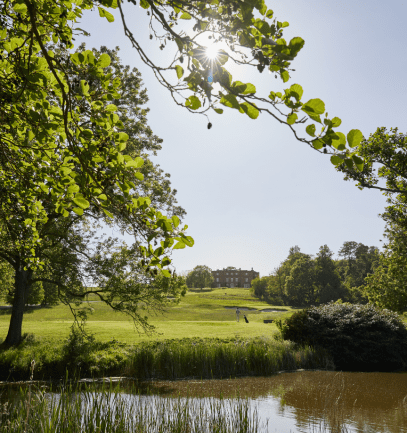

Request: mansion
left=211, top=268, right=259, bottom=288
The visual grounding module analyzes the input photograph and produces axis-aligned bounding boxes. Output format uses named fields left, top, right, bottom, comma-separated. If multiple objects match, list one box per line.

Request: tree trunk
left=3, top=264, right=32, bottom=347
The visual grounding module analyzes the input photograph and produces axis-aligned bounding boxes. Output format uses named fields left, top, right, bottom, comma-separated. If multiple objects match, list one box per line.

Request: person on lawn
left=236, top=308, right=240, bottom=322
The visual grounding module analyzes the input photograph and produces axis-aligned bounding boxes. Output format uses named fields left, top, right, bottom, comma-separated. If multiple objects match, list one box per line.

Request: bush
left=276, top=301, right=407, bottom=372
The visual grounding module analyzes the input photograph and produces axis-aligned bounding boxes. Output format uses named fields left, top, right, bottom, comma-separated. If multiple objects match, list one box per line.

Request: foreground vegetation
left=1, top=288, right=406, bottom=380
left=0, top=333, right=334, bottom=382
left=0, top=382, right=266, bottom=433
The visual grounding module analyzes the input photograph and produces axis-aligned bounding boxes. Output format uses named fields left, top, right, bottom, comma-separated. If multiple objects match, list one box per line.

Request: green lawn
left=1, top=288, right=405, bottom=345
left=0, top=288, right=296, bottom=344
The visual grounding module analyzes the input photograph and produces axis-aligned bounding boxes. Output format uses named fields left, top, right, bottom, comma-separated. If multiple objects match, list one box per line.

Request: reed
left=0, top=382, right=266, bottom=433
left=125, top=337, right=335, bottom=380
left=0, top=335, right=335, bottom=381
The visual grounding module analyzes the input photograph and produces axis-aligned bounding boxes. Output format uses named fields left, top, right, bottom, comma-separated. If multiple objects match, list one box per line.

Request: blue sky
left=75, top=0, right=406, bottom=277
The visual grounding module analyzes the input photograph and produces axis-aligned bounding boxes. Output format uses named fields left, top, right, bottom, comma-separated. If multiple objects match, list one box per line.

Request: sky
left=74, top=0, right=407, bottom=277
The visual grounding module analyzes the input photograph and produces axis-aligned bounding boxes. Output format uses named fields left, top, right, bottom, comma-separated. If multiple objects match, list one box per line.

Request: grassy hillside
left=1, top=287, right=406, bottom=345
left=0, top=288, right=296, bottom=344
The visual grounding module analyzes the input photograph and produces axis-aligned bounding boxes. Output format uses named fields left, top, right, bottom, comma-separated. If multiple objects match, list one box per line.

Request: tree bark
left=3, top=263, right=32, bottom=347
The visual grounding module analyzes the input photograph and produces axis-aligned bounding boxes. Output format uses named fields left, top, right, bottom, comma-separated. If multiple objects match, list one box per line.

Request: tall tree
left=0, top=0, right=383, bottom=342
left=314, top=245, right=344, bottom=304
left=363, top=196, right=407, bottom=313
left=250, top=276, right=270, bottom=300
left=266, top=265, right=286, bottom=305
left=284, top=254, right=316, bottom=307
left=0, top=42, right=192, bottom=346
left=335, top=128, right=407, bottom=312
left=336, top=241, right=380, bottom=304
left=1, top=0, right=367, bottom=235
left=186, top=265, right=213, bottom=290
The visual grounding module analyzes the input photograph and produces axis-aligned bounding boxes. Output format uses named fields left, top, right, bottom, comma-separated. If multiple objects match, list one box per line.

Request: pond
left=1, top=370, right=406, bottom=432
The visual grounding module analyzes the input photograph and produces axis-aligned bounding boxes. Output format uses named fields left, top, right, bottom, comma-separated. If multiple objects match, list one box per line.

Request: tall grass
left=0, top=382, right=266, bottom=433
left=0, top=333, right=335, bottom=381
left=125, top=336, right=335, bottom=380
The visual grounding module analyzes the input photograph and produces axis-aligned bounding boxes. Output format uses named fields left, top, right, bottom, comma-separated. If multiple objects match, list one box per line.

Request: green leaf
left=289, top=37, right=305, bottom=55
left=140, top=0, right=149, bottom=8
left=72, top=207, right=84, bottom=216
left=67, top=184, right=80, bottom=194
left=266, top=9, right=274, bottom=19
left=301, top=98, right=325, bottom=123
left=330, top=155, right=344, bottom=166
left=162, top=269, right=171, bottom=278
left=347, top=129, right=364, bottom=148
left=173, top=241, right=186, bottom=250
left=306, top=124, right=316, bottom=137
left=287, top=113, right=298, bottom=125
left=126, top=157, right=143, bottom=168
left=135, top=172, right=144, bottom=181
left=331, top=132, right=346, bottom=150
left=344, top=158, right=353, bottom=169
left=98, top=6, right=114, bottom=22
left=106, top=104, right=117, bottom=112
left=302, top=98, right=325, bottom=114
left=98, top=194, right=107, bottom=201
left=220, top=94, right=241, bottom=110
left=175, top=65, right=184, bottom=79
left=232, top=81, right=256, bottom=95
left=289, top=83, right=303, bottom=101
left=312, top=139, right=324, bottom=150
left=80, top=80, right=90, bottom=96
left=352, top=155, right=364, bottom=171
left=13, top=2, right=28, bottom=14
left=180, top=11, right=192, bottom=19
left=182, top=236, right=194, bottom=247
left=172, top=215, right=180, bottom=227
left=240, top=102, right=259, bottom=119
left=97, top=53, right=111, bottom=68
left=331, top=117, right=342, bottom=128
left=217, top=50, right=229, bottom=65
left=214, top=108, right=223, bottom=114
left=79, top=129, right=93, bottom=139
left=185, top=95, right=201, bottom=110
left=281, top=70, right=290, bottom=83
left=73, top=193, right=90, bottom=209
left=103, top=208, right=114, bottom=218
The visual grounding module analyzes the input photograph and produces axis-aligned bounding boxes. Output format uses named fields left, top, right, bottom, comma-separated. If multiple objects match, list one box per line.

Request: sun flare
left=205, top=44, right=219, bottom=61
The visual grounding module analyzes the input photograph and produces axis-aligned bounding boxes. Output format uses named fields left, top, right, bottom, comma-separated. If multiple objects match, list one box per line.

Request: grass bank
left=0, top=334, right=335, bottom=382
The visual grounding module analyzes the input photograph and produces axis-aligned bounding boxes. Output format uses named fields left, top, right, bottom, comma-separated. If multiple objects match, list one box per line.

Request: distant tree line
left=251, top=242, right=381, bottom=308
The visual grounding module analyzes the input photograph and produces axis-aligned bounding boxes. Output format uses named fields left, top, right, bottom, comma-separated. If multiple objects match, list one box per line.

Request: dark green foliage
left=276, top=301, right=407, bottom=372
left=186, top=265, right=214, bottom=290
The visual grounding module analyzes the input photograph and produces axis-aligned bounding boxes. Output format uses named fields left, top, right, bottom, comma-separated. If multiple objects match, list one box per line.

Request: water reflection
left=1, top=370, right=406, bottom=432
left=119, top=370, right=407, bottom=433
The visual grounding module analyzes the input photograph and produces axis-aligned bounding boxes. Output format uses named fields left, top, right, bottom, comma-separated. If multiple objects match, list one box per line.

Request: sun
left=205, top=44, right=219, bottom=61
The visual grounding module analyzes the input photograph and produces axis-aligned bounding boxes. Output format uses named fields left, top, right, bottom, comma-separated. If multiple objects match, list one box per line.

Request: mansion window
left=216, top=278, right=219, bottom=282
left=245, top=278, right=248, bottom=282
left=226, top=278, right=229, bottom=282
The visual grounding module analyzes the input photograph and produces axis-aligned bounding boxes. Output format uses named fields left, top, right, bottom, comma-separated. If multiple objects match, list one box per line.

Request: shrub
left=276, top=301, right=407, bottom=372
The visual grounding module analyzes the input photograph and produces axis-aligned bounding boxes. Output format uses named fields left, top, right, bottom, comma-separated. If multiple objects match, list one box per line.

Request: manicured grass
left=0, top=288, right=296, bottom=344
